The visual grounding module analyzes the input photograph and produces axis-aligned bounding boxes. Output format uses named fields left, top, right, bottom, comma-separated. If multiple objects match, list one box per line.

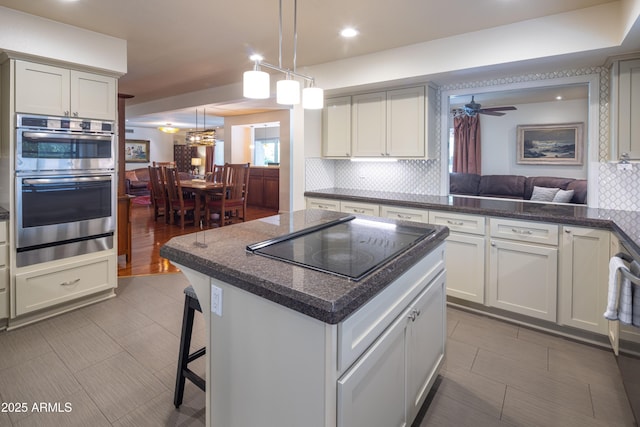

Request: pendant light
left=243, top=0, right=323, bottom=109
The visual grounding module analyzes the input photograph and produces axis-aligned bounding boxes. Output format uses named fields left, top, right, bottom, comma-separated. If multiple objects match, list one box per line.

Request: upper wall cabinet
left=323, top=96, right=352, bottom=157
left=15, top=60, right=116, bottom=120
left=611, top=58, right=640, bottom=160
left=323, top=85, right=435, bottom=159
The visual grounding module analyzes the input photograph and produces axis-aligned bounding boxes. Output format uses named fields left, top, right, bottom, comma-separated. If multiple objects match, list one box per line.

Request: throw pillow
left=529, top=186, right=559, bottom=202
left=125, top=170, right=138, bottom=182
left=552, top=189, right=575, bottom=203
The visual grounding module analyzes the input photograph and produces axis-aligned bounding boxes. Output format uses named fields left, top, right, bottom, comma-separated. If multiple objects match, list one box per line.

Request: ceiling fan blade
left=479, top=110, right=506, bottom=116
left=480, top=106, right=517, bottom=112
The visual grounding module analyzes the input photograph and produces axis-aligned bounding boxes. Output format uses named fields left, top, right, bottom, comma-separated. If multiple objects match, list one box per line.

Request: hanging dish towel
left=604, top=256, right=632, bottom=323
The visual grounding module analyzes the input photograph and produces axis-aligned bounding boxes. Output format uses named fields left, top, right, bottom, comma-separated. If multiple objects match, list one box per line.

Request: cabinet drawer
left=490, top=218, right=558, bottom=245
left=340, top=201, right=379, bottom=217
left=338, top=243, right=445, bottom=372
left=429, top=211, right=485, bottom=235
left=380, top=205, right=428, bottom=223
left=306, top=198, right=340, bottom=211
left=0, top=245, right=6, bottom=269
left=15, top=255, right=116, bottom=315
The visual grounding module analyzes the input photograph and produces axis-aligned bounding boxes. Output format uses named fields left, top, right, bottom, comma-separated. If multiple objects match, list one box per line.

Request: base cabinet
left=338, top=271, right=445, bottom=427
left=444, top=233, right=485, bottom=303
left=559, top=226, right=610, bottom=334
left=0, top=221, right=8, bottom=321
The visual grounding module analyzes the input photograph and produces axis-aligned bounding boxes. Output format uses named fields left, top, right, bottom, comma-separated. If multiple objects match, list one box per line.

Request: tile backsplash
left=305, top=65, right=640, bottom=211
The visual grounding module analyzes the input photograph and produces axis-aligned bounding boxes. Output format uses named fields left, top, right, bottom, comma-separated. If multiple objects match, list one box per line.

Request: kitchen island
left=160, top=209, right=449, bottom=427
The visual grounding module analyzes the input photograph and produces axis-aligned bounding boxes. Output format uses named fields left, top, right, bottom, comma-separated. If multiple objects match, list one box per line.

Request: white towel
left=604, top=256, right=631, bottom=323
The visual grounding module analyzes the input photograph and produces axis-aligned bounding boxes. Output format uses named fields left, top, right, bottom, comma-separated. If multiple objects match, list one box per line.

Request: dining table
left=179, top=179, right=225, bottom=226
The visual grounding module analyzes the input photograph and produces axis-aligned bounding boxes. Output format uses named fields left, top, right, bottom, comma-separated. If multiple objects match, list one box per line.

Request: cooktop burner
left=247, top=215, right=436, bottom=280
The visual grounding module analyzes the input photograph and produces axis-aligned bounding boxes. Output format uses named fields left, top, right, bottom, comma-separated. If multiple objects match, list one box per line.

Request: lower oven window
left=21, top=175, right=112, bottom=228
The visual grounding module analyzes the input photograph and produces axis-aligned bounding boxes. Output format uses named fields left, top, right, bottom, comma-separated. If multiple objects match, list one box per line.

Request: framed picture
left=516, top=122, right=584, bottom=165
left=125, top=139, right=150, bottom=163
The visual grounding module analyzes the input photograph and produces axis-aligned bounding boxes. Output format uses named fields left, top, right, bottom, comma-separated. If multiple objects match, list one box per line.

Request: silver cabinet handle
left=511, top=228, right=533, bottom=235
left=397, top=214, right=412, bottom=219
left=565, top=229, right=572, bottom=233
left=408, top=308, right=421, bottom=322
left=64, top=110, right=70, bottom=116
left=353, top=208, right=366, bottom=214
left=491, top=241, right=496, bottom=247
left=61, top=278, right=80, bottom=286
left=447, top=220, right=464, bottom=226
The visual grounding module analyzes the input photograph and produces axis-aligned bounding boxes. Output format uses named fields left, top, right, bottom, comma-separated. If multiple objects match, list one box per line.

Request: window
left=253, top=125, right=280, bottom=166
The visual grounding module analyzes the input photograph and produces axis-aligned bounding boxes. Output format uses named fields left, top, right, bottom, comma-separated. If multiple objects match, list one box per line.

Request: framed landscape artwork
left=125, top=139, right=150, bottom=163
left=516, top=122, right=584, bottom=165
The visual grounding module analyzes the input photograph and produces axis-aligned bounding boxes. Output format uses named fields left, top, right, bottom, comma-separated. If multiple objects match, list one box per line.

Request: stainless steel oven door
left=16, top=173, right=115, bottom=250
left=16, top=130, right=115, bottom=172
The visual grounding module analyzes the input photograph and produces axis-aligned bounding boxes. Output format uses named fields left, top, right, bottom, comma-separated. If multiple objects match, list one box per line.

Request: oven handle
left=21, top=131, right=113, bottom=141
left=22, top=175, right=113, bottom=185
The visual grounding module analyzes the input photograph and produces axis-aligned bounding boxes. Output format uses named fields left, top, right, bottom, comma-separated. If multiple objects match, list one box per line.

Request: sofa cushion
left=125, top=170, right=138, bottom=182
left=566, top=179, right=587, bottom=204
left=530, top=186, right=560, bottom=202
left=134, top=167, right=151, bottom=182
left=449, top=173, right=481, bottom=195
left=524, top=176, right=574, bottom=200
left=478, top=175, right=526, bottom=199
left=552, top=189, right=575, bottom=203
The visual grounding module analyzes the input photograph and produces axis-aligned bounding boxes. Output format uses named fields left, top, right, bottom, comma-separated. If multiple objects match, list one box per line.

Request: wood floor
left=117, top=202, right=278, bottom=277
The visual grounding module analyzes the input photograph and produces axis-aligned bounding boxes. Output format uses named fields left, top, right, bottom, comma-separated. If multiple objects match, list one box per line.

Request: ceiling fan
left=456, top=96, right=517, bottom=117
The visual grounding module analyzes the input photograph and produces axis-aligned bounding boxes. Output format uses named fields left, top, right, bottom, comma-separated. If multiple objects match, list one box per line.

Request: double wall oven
left=15, top=114, right=116, bottom=267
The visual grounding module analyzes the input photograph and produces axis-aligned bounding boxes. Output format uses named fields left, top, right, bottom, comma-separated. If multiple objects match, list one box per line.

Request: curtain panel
left=453, top=115, right=482, bottom=174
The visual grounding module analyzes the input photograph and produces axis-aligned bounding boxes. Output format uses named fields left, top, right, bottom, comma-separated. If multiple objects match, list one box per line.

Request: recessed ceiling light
left=340, top=28, right=359, bottom=38
left=556, top=96, right=563, bottom=100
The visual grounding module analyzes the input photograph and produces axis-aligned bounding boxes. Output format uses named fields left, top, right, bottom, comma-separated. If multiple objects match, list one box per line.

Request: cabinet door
left=340, top=201, right=379, bottom=216
left=380, top=205, right=429, bottom=223
left=70, top=70, right=116, bottom=120
left=263, top=173, right=280, bottom=210
left=306, top=197, right=340, bottom=211
left=15, top=61, right=70, bottom=116
left=616, top=59, right=640, bottom=159
left=406, top=272, right=446, bottom=422
left=323, top=96, right=352, bottom=157
left=338, top=310, right=408, bottom=427
left=352, top=92, right=387, bottom=157
left=247, top=171, right=264, bottom=207
left=559, top=227, right=610, bottom=334
left=488, top=239, right=558, bottom=321
left=387, top=87, right=425, bottom=157
left=445, top=232, right=485, bottom=303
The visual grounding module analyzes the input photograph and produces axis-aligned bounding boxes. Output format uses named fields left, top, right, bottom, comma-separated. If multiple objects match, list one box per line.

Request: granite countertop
left=305, top=188, right=640, bottom=257
left=160, top=209, right=448, bottom=324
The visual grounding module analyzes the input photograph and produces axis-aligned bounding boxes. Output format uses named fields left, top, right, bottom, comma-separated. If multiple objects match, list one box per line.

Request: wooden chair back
left=164, top=167, right=195, bottom=228
left=148, top=166, right=166, bottom=221
left=225, top=163, right=250, bottom=201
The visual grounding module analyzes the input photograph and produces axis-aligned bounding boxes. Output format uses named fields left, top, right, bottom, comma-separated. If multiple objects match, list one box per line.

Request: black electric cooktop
left=247, top=215, right=436, bottom=281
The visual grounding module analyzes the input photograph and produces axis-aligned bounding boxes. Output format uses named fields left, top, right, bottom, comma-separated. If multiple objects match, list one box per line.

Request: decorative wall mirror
left=440, top=74, right=600, bottom=206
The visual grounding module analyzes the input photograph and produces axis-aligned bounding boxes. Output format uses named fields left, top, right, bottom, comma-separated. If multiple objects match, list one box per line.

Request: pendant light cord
left=278, top=0, right=283, bottom=69
left=293, top=0, right=297, bottom=73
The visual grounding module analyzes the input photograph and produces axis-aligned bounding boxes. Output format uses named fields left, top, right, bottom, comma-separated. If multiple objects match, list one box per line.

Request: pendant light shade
left=243, top=70, right=270, bottom=99
left=276, top=78, right=300, bottom=105
left=302, top=86, right=324, bottom=109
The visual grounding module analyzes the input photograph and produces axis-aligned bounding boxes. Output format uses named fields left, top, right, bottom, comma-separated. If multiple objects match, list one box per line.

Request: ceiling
left=0, top=0, right=627, bottom=129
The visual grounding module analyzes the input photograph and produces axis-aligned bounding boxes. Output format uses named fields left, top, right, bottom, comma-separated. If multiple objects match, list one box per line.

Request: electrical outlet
left=617, top=163, right=633, bottom=171
left=211, top=284, right=223, bottom=317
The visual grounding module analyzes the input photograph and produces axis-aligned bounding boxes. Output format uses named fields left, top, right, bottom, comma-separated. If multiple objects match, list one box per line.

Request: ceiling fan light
left=276, top=79, right=300, bottom=105
left=158, top=125, right=179, bottom=134
left=302, top=86, right=324, bottom=109
left=243, top=70, right=270, bottom=99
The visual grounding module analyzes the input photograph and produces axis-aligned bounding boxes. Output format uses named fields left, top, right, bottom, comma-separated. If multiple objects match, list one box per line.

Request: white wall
left=480, top=98, right=588, bottom=178
left=123, top=127, right=175, bottom=171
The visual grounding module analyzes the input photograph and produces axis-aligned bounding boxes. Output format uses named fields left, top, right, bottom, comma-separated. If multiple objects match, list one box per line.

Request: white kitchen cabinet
left=15, top=60, right=116, bottom=120
left=352, top=86, right=426, bottom=158
left=305, top=197, right=340, bottom=211
left=611, top=58, right=640, bottom=160
left=429, top=211, right=486, bottom=303
left=338, top=270, right=446, bottom=427
left=380, top=205, right=429, bottom=223
left=323, top=96, right=352, bottom=157
left=559, top=226, right=610, bottom=334
left=0, top=221, right=7, bottom=322
left=488, top=219, right=558, bottom=322
left=387, top=86, right=425, bottom=157
left=14, top=252, right=116, bottom=316
left=352, top=91, right=387, bottom=157
left=340, top=200, right=380, bottom=216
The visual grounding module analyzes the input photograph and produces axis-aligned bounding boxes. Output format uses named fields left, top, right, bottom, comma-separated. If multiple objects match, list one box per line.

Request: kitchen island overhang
left=160, top=209, right=449, bottom=324
left=160, top=209, right=449, bottom=427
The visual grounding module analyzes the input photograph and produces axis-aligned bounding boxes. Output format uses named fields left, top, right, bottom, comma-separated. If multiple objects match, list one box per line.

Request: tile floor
left=0, top=273, right=636, bottom=426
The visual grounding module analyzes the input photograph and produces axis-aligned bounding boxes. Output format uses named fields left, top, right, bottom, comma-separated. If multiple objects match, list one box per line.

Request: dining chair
left=165, top=167, right=196, bottom=229
left=148, top=166, right=167, bottom=222
left=205, top=163, right=250, bottom=227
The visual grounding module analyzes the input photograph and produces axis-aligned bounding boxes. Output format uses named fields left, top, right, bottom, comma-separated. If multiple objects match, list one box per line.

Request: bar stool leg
left=174, top=295, right=196, bottom=408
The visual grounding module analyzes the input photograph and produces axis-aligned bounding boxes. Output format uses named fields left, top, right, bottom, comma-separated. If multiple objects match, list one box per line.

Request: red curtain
left=453, top=114, right=482, bottom=174
left=205, top=145, right=215, bottom=173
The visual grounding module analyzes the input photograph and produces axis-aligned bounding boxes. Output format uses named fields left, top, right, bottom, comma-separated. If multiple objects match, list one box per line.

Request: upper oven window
left=21, top=132, right=113, bottom=159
